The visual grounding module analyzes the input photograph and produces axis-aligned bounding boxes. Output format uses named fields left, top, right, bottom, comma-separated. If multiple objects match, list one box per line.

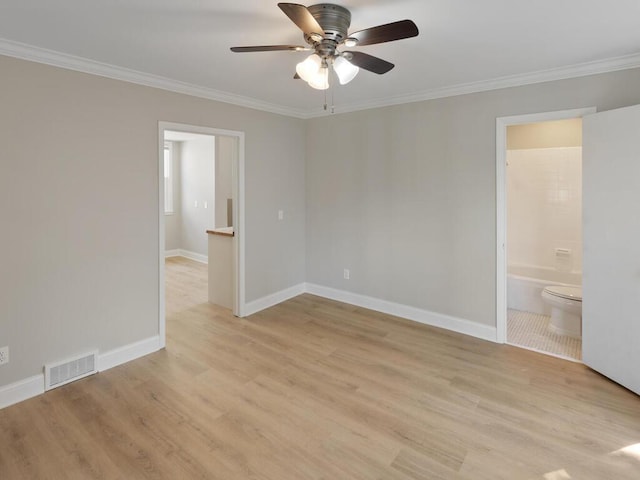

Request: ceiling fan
left=230, top=3, right=419, bottom=90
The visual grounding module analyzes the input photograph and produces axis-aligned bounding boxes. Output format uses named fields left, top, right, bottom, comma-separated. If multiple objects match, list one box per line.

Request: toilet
left=541, top=285, right=582, bottom=338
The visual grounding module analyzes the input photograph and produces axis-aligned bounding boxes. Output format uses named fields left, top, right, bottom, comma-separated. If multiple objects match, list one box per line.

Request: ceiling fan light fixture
left=296, top=53, right=321, bottom=82
left=309, top=32, right=324, bottom=43
left=231, top=4, right=419, bottom=93
left=297, top=53, right=329, bottom=90
left=333, top=56, right=359, bottom=85
left=343, top=37, right=358, bottom=47
left=307, top=65, right=329, bottom=90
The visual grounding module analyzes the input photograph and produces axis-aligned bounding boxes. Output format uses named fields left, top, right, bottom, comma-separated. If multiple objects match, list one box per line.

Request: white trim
left=164, top=249, right=207, bottom=263
left=175, top=249, right=208, bottom=265
left=305, top=283, right=497, bottom=343
left=0, top=335, right=161, bottom=409
left=506, top=342, right=583, bottom=364
left=224, top=281, right=499, bottom=342
left=163, top=141, right=175, bottom=214
left=495, top=107, right=596, bottom=344
left=97, top=336, right=161, bottom=372
left=2, top=37, right=640, bottom=119
left=0, top=375, right=44, bottom=409
left=309, top=53, right=640, bottom=118
left=0, top=38, right=307, bottom=119
left=243, top=283, right=307, bottom=317
left=158, top=127, right=167, bottom=348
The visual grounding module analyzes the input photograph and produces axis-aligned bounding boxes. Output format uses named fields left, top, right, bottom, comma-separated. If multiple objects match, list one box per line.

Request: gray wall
left=180, top=137, right=215, bottom=257
left=3, top=50, right=640, bottom=392
left=305, top=68, right=640, bottom=327
left=0, top=55, right=306, bottom=387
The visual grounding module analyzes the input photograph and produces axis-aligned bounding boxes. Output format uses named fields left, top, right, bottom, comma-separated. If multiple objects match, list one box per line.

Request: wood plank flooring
left=1, top=256, right=639, bottom=479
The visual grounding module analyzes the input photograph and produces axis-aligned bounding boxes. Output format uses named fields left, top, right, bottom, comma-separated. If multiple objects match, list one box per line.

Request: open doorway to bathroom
left=496, top=108, right=595, bottom=362
left=506, top=118, right=583, bottom=361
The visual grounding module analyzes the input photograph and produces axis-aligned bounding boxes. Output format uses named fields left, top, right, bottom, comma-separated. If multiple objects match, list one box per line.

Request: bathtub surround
left=507, top=146, right=583, bottom=275
left=3, top=52, right=640, bottom=402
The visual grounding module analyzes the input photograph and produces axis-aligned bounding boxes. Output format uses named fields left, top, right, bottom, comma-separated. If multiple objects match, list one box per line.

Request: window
left=164, top=142, right=174, bottom=214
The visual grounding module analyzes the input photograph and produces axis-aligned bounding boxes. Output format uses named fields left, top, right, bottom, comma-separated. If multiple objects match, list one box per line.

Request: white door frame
left=158, top=121, right=246, bottom=349
left=495, top=107, right=596, bottom=344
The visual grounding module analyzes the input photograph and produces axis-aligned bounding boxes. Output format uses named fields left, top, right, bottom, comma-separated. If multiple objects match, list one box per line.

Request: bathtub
left=507, top=265, right=581, bottom=315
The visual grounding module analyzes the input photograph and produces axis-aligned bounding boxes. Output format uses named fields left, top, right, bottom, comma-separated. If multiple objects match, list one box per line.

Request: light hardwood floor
left=1, top=256, right=639, bottom=479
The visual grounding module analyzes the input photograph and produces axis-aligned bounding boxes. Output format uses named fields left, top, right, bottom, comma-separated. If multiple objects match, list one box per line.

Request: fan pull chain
left=322, top=74, right=334, bottom=114
left=331, top=88, right=335, bottom=114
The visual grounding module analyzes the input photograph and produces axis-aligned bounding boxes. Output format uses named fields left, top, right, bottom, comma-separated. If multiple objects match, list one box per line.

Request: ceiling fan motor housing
left=230, top=3, right=417, bottom=79
left=306, top=4, right=351, bottom=57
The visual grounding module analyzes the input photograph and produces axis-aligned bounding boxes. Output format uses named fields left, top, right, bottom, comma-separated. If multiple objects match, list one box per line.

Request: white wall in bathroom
left=165, top=141, right=182, bottom=251
left=507, top=147, right=582, bottom=274
left=180, top=136, right=216, bottom=257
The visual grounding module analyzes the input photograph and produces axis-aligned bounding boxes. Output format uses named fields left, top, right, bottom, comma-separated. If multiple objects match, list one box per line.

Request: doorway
left=157, top=122, right=246, bottom=349
left=495, top=107, right=595, bottom=361
left=163, top=131, right=216, bottom=264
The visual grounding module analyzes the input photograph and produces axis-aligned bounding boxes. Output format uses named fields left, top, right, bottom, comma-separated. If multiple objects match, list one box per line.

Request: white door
left=583, top=105, right=640, bottom=395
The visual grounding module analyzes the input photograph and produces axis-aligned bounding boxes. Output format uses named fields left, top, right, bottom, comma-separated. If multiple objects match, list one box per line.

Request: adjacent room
left=505, top=118, right=584, bottom=361
left=1, top=1, right=639, bottom=479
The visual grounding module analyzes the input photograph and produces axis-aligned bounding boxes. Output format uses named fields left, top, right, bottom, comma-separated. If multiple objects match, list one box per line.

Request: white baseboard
left=0, top=284, right=495, bottom=410
left=243, top=283, right=306, bottom=317
left=305, top=283, right=497, bottom=343
left=242, top=282, right=496, bottom=343
left=172, top=249, right=208, bottom=264
left=0, top=335, right=161, bottom=410
left=98, top=335, right=161, bottom=372
left=164, top=249, right=180, bottom=258
left=0, top=374, right=45, bottom=409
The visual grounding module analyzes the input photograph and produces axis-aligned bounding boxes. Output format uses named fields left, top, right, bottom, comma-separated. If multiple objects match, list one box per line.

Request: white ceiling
left=2, top=1, right=640, bottom=116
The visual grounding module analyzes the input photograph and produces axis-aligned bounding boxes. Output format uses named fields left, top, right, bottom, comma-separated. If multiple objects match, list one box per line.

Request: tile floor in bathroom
left=507, top=309, right=582, bottom=362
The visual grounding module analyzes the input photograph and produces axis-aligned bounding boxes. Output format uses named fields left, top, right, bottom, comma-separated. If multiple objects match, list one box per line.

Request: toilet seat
left=543, top=285, right=582, bottom=302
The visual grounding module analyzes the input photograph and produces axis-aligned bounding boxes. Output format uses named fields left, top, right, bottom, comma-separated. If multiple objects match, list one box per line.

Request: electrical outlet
left=343, top=269, right=350, bottom=280
left=278, top=210, right=284, bottom=220
left=0, top=346, right=9, bottom=366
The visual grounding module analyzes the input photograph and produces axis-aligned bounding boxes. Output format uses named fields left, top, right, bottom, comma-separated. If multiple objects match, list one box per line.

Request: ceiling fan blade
left=349, top=19, right=418, bottom=46
left=230, top=45, right=309, bottom=53
left=278, top=3, right=324, bottom=36
left=343, top=51, right=394, bottom=74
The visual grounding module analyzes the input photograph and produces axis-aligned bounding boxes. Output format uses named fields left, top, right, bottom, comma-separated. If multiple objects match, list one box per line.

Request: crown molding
left=303, top=52, right=640, bottom=118
left=0, top=38, right=308, bottom=119
left=2, top=37, right=640, bottom=120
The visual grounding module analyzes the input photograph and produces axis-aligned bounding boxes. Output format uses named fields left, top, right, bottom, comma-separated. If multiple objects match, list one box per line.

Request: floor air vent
left=44, top=351, right=98, bottom=391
